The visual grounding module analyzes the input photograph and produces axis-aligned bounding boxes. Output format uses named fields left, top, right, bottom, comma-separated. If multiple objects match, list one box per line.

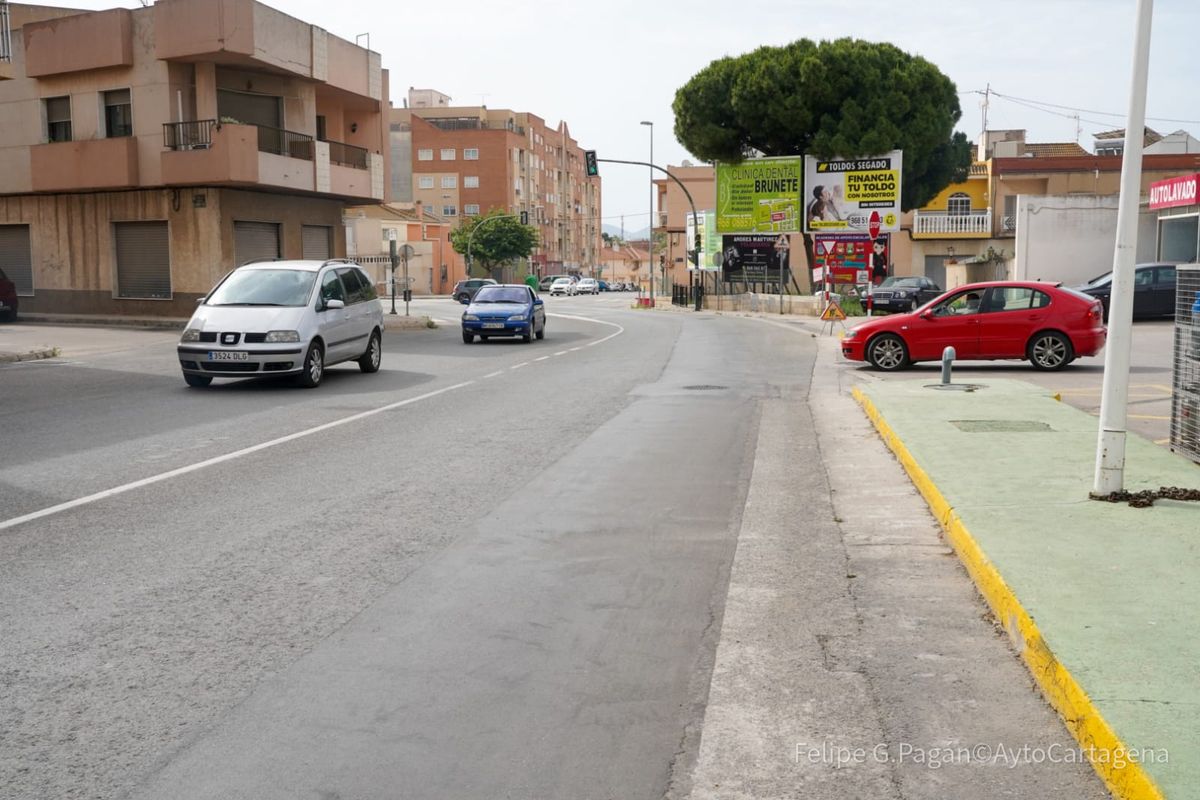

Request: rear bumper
left=1072, top=328, right=1107, bottom=357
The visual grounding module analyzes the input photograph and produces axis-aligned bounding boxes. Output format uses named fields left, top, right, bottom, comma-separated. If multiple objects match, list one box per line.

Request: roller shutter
left=114, top=221, right=171, bottom=299
left=302, top=225, right=332, bottom=260
left=234, top=221, right=280, bottom=265
left=0, top=225, right=34, bottom=295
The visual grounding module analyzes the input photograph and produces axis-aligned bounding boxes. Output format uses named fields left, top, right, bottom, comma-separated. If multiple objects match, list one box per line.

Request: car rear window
left=1059, top=286, right=1099, bottom=304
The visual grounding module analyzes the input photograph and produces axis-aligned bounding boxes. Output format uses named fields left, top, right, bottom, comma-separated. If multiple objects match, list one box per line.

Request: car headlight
left=509, top=313, right=528, bottom=321
left=842, top=328, right=858, bottom=339
left=463, top=314, right=479, bottom=321
left=265, top=330, right=300, bottom=343
left=181, top=328, right=201, bottom=342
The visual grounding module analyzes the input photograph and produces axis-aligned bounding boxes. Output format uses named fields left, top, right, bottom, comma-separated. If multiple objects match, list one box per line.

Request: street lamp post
left=640, top=120, right=653, bottom=305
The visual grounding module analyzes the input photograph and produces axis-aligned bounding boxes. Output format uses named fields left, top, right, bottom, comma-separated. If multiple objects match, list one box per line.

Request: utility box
left=1170, top=264, right=1200, bottom=463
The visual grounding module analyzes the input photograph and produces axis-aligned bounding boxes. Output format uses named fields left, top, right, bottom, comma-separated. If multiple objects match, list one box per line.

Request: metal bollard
left=941, top=346, right=956, bottom=385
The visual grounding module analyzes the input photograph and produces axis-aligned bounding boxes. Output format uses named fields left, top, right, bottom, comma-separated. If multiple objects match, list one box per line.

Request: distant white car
left=550, top=278, right=576, bottom=296
left=575, top=278, right=598, bottom=295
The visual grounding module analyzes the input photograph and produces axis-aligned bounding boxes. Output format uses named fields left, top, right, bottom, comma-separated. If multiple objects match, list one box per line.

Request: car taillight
left=1088, top=303, right=1104, bottom=324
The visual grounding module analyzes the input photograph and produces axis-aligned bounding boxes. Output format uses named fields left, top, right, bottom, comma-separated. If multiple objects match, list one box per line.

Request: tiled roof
left=1025, top=142, right=1091, bottom=158
left=1092, top=127, right=1163, bottom=145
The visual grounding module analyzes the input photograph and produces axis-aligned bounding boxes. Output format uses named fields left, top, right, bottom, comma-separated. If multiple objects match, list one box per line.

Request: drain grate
left=683, top=385, right=727, bottom=391
left=950, top=420, right=1054, bottom=433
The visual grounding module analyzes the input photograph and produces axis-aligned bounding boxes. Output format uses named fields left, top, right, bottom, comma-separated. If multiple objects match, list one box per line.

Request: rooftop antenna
left=981, top=82, right=991, bottom=134
left=477, top=93, right=489, bottom=108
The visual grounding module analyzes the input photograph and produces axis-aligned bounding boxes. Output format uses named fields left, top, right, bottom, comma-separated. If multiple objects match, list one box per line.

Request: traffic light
left=520, top=210, right=528, bottom=225
left=584, top=150, right=599, bottom=177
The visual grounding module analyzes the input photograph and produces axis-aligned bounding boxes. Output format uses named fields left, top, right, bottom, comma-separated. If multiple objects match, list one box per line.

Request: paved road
left=0, top=298, right=1108, bottom=799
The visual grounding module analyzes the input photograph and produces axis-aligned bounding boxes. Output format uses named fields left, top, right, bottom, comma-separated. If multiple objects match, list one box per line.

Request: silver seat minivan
left=177, top=259, right=384, bottom=388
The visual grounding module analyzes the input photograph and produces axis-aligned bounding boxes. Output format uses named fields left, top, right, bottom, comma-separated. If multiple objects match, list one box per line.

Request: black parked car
left=452, top=278, right=498, bottom=304
left=1075, top=263, right=1178, bottom=320
left=870, top=276, right=943, bottom=313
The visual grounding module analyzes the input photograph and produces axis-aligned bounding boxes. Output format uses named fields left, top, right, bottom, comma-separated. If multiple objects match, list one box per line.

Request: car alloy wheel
left=1028, top=332, right=1072, bottom=371
left=358, top=330, right=381, bottom=373
left=867, top=334, right=909, bottom=371
left=296, top=342, right=324, bottom=387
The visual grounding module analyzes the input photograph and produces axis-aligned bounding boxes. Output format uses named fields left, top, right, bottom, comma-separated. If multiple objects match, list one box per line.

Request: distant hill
left=602, top=224, right=650, bottom=241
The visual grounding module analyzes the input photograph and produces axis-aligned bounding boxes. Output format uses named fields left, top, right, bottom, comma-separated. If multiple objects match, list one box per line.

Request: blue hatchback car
left=461, top=284, right=546, bottom=344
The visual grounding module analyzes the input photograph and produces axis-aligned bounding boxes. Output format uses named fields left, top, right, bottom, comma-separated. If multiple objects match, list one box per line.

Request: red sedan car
left=841, top=281, right=1106, bottom=371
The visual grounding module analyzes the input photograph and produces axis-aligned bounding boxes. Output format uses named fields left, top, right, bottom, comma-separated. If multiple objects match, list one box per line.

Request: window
left=442, top=175, right=457, bottom=189
left=337, top=267, right=366, bottom=304
left=947, top=193, right=971, bottom=216
left=45, top=96, right=72, bottom=143
left=442, top=205, right=457, bottom=217
left=103, top=89, right=132, bottom=138
left=464, top=148, right=479, bottom=160
left=440, top=148, right=456, bottom=160
left=464, top=176, right=479, bottom=188
left=418, top=176, right=434, bottom=189
left=319, top=270, right=345, bottom=304
left=464, top=204, right=480, bottom=216
left=417, top=148, right=433, bottom=161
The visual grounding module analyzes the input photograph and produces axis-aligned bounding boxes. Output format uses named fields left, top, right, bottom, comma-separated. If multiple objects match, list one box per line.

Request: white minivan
left=177, top=259, right=384, bottom=389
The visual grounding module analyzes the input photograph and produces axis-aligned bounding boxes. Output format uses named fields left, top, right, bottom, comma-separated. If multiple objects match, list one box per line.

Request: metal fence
left=257, top=125, right=314, bottom=161
left=1171, top=264, right=1200, bottom=464
left=163, top=119, right=216, bottom=150
left=327, top=139, right=368, bottom=170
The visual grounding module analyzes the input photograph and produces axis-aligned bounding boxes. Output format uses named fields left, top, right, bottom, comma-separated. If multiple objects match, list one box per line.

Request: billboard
left=685, top=210, right=721, bottom=271
left=715, top=157, right=803, bottom=233
left=803, top=151, right=903, bottom=234
left=719, top=234, right=790, bottom=283
left=812, top=233, right=888, bottom=285
left=1149, top=173, right=1199, bottom=210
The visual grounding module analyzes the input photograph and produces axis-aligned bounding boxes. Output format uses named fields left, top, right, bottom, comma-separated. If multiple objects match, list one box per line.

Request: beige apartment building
left=390, top=89, right=601, bottom=280
left=0, top=0, right=388, bottom=317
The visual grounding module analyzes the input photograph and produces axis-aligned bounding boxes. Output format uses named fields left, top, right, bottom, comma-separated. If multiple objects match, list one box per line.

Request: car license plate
left=208, top=351, right=249, bottom=361
left=482, top=322, right=505, bottom=329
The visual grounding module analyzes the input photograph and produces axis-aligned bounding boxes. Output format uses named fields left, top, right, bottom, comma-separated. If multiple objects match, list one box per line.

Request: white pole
left=1092, top=0, right=1154, bottom=496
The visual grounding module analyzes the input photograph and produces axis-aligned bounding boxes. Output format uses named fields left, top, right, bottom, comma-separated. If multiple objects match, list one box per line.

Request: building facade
left=342, top=202, right=464, bottom=296
left=389, top=90, right=601, bottom=279
left=0, top=0, right=388, bottom=317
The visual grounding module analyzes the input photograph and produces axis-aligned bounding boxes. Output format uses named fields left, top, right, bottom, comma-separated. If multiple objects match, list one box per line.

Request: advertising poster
left=685, top=210, right=721, bottom=271
left=719, top=234, right=790, bottom=283
left=803, top=151, right=903, bottom=234
left=715, top=157, right=803, bottom=233
left=814, top=233, right=888, bottom=285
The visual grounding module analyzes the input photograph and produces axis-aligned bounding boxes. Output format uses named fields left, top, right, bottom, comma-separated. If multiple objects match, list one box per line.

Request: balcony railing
left=258, top=125, right=314, bottom=160
left=1, top=1, right=12, bottom=63
left=163, top=119, right=216, bottom=150
left=1001, top=215, right=1017, bottom=235
left=912, top=209, right=992, bottom=236
left=327, top=139, right=368, bottom=170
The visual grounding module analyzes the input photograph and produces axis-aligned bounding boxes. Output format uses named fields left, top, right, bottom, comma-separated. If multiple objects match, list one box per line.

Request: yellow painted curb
left=852, top=386, right=1164, bottom=800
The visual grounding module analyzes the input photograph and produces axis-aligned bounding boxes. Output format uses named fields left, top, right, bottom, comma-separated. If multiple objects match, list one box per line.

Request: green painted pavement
left=859, top=379, right=1200, bottom=797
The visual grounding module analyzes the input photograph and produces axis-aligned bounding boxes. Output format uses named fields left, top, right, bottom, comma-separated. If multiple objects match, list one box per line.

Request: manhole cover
left=924, top=383, right=985, bottom=392
left=950, top=420, right=1054, bottom=433
left=683, top=385, right=727, bottom=391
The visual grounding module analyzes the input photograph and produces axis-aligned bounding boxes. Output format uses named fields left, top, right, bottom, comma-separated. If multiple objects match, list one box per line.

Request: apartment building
left=908, top=129, right=1200, bottom=287
left=0, top=0, right=388, bottom=317
left=342, top=202, right=464, bottom=296
left=390, top=90, right=601, bottom=278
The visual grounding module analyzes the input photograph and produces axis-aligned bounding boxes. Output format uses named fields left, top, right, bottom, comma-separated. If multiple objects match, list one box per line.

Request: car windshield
left=1083, top=272, right=1113, bottom=287
left=553, top=279, right=571, bottom=285
left=473, top=287, right=529, bottom=304
left=207, top=269, right=317, bottom=307
left=879, top=277, right=923, bottom=288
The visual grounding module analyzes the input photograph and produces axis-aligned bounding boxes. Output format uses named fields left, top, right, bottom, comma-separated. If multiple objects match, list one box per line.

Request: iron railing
left=1000, top=215, right=1017, bottom=235
left=163, top=119, right=216, bottom=150
left=327, top=139, right=368, bottom=170
left=1, top=1, right=11, bottom=63
left=257, top=125, right=314, bottom=161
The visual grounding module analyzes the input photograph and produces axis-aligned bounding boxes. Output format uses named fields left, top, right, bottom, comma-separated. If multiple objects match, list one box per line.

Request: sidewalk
left=855, top=378, right=1200, bottom=799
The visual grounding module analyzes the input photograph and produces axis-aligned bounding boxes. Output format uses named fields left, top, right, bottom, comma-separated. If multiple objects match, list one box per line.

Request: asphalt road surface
left=0, top=297, right=1108, bottom=800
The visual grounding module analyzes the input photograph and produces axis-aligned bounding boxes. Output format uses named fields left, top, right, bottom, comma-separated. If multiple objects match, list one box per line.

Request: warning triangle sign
left=820, top=300, right=847, bottom=321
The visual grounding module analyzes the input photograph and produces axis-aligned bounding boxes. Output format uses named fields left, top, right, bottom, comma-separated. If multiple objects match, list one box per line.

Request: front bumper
left=177, top=345, right=305, bottom=377
left=462, top=320, right=533, bottom=337
left=840, top=334, right=868, bottom=361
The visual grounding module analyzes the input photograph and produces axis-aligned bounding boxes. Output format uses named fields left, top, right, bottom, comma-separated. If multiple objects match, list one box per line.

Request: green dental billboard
left=715, top=156, right=803, bottom=234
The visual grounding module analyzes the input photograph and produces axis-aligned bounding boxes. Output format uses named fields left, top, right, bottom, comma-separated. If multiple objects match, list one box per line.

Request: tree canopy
left=449, top=211, right=539, bottom=278
left=672, top=38, right=972, bottom=210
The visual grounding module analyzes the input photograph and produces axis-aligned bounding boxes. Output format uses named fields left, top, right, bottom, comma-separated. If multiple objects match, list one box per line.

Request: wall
left=1014, top=195, right=1122, bottom=285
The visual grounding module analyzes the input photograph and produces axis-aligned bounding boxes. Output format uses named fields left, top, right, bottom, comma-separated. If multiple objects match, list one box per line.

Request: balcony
left=30, top=136, right=139, bottom=192
left=162, top=120, right=377, bottom=200
left=912, top=209, right=992, bottom=239
left=1, top=1, right=12, bottom=80
left=22, top=7, right=133, bottom=77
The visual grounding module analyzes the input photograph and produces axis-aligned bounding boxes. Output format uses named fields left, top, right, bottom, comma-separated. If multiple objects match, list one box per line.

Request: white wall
left=1014, top=195, right=1158, bottom=286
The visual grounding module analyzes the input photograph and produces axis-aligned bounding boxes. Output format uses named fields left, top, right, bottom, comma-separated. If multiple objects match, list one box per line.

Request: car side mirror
left=920, top=309, right=934, bottom=320
left=534, top=298, right=544, bottom=306
left=323, top=298, right=345, bottom=310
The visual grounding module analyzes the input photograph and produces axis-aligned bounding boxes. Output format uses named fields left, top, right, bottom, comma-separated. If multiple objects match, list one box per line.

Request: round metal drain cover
left=683, top=385, right=728, bottom=391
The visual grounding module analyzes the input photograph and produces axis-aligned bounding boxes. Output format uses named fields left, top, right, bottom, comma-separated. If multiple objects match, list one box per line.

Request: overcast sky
left=29, top=0, right=1200, bottom=233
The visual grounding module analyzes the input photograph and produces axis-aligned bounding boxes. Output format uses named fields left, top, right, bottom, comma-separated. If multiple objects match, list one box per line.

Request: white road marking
left=534, top=356, right=550, bottom=362
left=483, top=370, right=504, bottom=379
left=511, top=362, right=529, bottom=369
left=0, top=381, right=475, bottom=533
left=554, top=351, right=569, bottom=356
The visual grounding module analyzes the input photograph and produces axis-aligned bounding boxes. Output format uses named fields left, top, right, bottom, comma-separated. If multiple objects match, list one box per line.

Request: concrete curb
left=0, top=347, right=58, bottom=364
left=852, top=386, right=1165, bottom=800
